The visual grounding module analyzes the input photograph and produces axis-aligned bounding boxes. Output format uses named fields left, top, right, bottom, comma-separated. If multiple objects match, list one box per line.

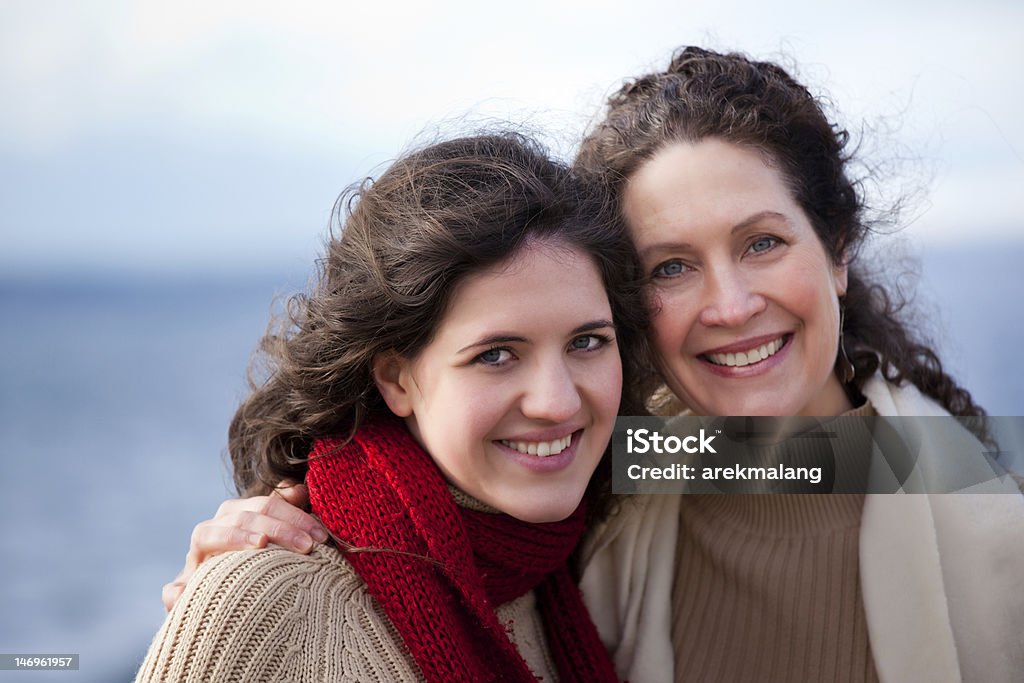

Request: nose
left=520, top=356, right=583, bottom=422
left=698, top=264, right=767, bottom=328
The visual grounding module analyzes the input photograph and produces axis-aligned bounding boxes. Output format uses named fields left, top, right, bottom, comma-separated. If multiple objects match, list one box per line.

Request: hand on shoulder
left=162, top=480, right=327, bottom=611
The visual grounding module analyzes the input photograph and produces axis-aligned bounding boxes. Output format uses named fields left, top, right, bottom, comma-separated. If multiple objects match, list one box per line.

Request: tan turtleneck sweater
left=670, top=402, right=879, bottom=682
left=135, top=490, right=559, bottom=683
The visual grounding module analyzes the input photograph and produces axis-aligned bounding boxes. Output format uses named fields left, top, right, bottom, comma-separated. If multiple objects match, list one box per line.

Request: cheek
left=456, top=385, right=510, bottom=433
left=648, top=292, right=695, bottom=357
left=780, top=258, right=838, bottom=317
left=419, top=377, right=502, bottom=442
left=788, top=279, right=840, bottom=361
left=602, top=359, right=625, bottom=413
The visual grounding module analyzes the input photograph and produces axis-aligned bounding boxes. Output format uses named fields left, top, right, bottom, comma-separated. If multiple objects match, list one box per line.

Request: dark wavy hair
left=576, top=46, right=986, bottom=429
left=229, top=133, right=653, bottom=514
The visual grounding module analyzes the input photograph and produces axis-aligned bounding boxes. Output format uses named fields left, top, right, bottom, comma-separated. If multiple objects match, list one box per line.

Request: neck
left=801, top=374, right=855, bottom=417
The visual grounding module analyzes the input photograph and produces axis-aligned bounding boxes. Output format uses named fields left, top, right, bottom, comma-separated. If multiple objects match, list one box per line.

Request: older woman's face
left=622, top=138, right=852, bottom=417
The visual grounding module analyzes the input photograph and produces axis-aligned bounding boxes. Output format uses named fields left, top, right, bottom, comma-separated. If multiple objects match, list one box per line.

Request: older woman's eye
left=749, top=236, right=779, bottom=254
left=653, top=260, right=687, bottom=278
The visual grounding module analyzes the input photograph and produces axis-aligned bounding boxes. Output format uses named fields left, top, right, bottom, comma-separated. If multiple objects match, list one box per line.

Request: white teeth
left=707, top=337, right=785, bottom=368
left=499, top=435, right=572, bottom=457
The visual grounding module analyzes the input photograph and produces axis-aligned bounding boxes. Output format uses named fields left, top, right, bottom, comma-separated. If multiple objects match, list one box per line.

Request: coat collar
left=859, top=374, right=1024, bottom=683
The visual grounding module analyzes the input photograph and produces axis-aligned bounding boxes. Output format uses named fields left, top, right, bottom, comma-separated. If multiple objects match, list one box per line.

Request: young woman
left=168, top=48, right=1024, bottom=682
left=136, top=133, right=651, bottom=682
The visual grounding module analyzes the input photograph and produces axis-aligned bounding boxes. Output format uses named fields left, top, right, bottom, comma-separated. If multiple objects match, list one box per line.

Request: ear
left=832, top=251, right=849, bottom=297
left=372, top=351, right=415, bottom=417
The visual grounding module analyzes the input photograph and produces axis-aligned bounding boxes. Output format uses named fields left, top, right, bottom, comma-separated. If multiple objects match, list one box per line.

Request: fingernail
left=312, top=526, right=329, bottom=543
left=293, top=533, right=313, bottom=552
left=247, top=533, right=265, bottom=547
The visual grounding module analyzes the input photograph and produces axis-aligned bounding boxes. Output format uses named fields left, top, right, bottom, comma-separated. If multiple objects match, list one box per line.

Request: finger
left=215, top=495, right=325, bottom=542
left=272, top=483, right=326, bottom=540
left=234, top=509, right=319, bottom=552
left=162, top=581, right=185, bottom=613
left=273, top=481, right=311, bottom=509
left=254, top=495, right=326, bottom=543
left=203, top=511, right=319, bottom=554
left=188, top=522, right=269, bottom=570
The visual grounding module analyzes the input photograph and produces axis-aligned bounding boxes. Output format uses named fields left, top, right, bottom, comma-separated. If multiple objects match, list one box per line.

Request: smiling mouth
left=498, top=433, right=574, bottom=458
left=703, top=335, right=788, bottom=368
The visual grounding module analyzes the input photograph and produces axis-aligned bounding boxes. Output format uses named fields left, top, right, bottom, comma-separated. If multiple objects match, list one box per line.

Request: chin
left=705, top=388, right=804, bottom=417
left=516, top=509, right=575, bottom=524
left=507, top=492, right=585, bottom=524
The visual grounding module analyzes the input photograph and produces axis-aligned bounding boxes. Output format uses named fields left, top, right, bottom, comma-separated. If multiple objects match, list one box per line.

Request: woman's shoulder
left=160, top=543, right=355, bottom=617
left=135, top=544, right=421, bottom=682
left=197, top=542, right=357, bottom=583
left=860, top=374, right=948, bottom=417
left=171, top=543, right=367, bottom=613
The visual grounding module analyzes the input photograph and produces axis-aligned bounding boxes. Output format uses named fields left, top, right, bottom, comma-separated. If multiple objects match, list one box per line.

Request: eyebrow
left=639, top=210, right=790, bottom=258
left=573, top=319, right=616, bottom=335
left=456, top=319, right=616, bottom=354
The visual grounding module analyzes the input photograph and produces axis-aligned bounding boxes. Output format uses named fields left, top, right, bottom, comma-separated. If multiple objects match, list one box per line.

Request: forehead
left=434, top=241, right=611, bottom=338
left=622, top=139, right=801, bottom=243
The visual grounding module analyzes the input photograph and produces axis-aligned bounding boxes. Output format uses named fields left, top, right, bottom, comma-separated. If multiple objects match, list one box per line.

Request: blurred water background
left=3, top=2, right=1023, bottom=680
left=0, top=240, right=1020, bottom=682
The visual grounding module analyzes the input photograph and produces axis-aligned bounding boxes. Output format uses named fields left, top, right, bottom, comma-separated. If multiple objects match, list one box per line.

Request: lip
left=700, top=332, right=790, bottom=356
left=698, top=333, right=792, bottom=378
left=497, top=424, right=584, bottom=443
left=493, top=429, right=583, bottom=473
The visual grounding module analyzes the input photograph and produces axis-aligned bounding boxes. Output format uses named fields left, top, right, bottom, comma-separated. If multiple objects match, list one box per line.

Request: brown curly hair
left=228, top=133, right=653, bottom=505
left=576, top=46, right=986, bottom=428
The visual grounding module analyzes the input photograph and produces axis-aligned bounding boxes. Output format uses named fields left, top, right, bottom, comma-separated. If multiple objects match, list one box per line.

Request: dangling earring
left=836, top=303, right=855, bottom=384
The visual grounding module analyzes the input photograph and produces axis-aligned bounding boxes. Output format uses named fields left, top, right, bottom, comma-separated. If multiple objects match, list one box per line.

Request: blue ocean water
left=0, top=243, right=1021, bottom=682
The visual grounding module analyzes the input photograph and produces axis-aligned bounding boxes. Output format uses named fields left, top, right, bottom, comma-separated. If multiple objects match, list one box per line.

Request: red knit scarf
left=306, top=417, right=620, bottom=683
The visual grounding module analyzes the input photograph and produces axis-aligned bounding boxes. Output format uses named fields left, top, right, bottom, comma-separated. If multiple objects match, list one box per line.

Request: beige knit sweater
left=669, top=402, right=878, bottom=682
left=136, top=495, right=559, bottom=682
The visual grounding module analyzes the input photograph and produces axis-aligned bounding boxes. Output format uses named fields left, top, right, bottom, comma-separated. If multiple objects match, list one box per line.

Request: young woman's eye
left=653, top=260, right=687, bottom=278
left=569, top=334, right=611, bottom=352
left=475, top=347, right=513, bottom=366
left=749, top=236, right=779, bottom=254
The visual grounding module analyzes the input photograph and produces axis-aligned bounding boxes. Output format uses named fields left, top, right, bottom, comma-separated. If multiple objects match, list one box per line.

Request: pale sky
left=2, top=0, right=1021, bottom=275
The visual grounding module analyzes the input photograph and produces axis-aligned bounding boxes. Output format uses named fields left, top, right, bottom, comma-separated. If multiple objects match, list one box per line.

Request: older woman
left=572, top=46, right=1024, bottom=683
left=166, top=47, right=1024, bottom=682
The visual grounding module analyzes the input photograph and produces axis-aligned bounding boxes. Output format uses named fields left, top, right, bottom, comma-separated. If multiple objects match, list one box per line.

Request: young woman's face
left=377, top=240, right=622, bottom=523
left=622, top=138, right=852, bottom=417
